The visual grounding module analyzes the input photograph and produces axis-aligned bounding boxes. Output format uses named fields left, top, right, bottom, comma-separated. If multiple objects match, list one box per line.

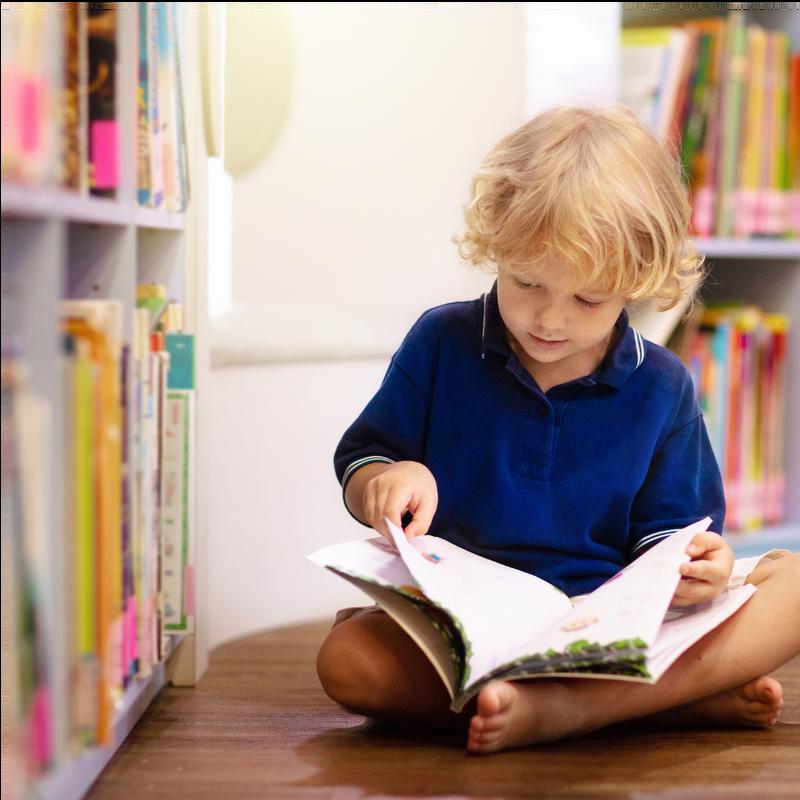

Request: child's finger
left=383, top=485, right=412, bottom=530
left=404, top=492, right=436, bottom=538
left=672, top=584, right=710, bottom=606
left=687, top=530, right=722, bottom=556
left=680, top=560, right=715, bottom=581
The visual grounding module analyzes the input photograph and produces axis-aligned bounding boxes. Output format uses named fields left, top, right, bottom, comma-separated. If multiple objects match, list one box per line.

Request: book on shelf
left=1, top=291, right=196, bottom=792
left=1, top=345, right=55, bottom=791
left=87, top=4, right=118, bottom=198
left=1, top=2, right=189, bottom=211
left=677, top=304, right=790, bottom=532
left=621, top=11, right=800, bottom=239
left=137, top=288, right=196, bottom=634
left=309, top=517, right=780, bottom=713
left=139, top=1, right=188, bottom=212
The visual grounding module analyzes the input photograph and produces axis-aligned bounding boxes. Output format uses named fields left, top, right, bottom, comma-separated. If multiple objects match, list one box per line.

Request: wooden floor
left=88, top=621, right=800, bottom=800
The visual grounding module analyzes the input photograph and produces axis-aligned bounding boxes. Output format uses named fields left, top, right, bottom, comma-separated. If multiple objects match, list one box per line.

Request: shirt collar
left=479, top=280, right=645, bottom=390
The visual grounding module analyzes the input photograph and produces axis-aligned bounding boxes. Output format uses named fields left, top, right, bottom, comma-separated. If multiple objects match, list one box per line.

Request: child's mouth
left=529, top=333, right=567, bottom=349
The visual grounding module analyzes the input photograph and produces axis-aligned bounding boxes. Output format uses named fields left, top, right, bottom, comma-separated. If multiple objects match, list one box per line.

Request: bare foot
left=645, top=676, right=784, bottom=729
left=467, top=680, right=588, bottom=754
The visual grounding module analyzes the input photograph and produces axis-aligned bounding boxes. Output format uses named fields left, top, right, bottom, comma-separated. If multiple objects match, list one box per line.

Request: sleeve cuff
left=341, top=456, right=396, bottom=527
left=630, top=528, right=680, bottom=558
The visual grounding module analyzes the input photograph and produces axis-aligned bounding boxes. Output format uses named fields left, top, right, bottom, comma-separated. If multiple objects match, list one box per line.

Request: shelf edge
left=32, top=635, right=182, bottom=800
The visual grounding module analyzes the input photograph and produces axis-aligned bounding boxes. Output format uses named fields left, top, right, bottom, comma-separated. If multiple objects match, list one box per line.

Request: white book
left=309, top=518, right=764, bottom=713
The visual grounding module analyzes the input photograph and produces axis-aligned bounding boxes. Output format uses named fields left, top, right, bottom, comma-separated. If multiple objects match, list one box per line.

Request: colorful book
left=735, top=24, right=767, bottom=237
left=87, top=5, right=118, bottom=197
left=310, top=518, right=758, bottom=712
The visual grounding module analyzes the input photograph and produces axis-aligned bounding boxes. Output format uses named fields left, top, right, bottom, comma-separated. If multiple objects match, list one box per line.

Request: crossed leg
left=315, top=554, right=800, bottom=751
left=468, top=552, right=800, bottom=752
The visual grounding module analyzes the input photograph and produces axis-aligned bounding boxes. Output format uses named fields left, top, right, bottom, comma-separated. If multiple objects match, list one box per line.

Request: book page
left=645, top=584, right=757, bottom=681
left=527, top=519, right=713, bottom=670
left=385, top=520, right=573, bottom=690
left=308, top=536, right=418, bottom=590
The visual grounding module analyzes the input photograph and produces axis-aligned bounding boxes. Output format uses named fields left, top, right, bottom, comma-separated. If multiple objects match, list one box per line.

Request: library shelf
left=33, top=634, right=186, bottom=800
left=133, top=206, right=187, bottom=231
left=726, top=522, right=800, bottom=559
left=693, top=238, right=800, bottom=260
left=1, top=183, right=131, bottom=226
left=1, top=184, right=186, bottom=231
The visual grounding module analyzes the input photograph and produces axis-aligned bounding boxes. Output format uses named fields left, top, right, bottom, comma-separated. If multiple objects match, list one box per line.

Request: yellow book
left=64, top=307, right=123, bottom=747
left=69, top=335, right=98, bottom=747
left=766, top=31, right=790, bottom=234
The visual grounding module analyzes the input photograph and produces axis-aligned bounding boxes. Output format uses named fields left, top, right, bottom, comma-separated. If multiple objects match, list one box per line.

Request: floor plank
left=88, top=621, right=800, bottom=800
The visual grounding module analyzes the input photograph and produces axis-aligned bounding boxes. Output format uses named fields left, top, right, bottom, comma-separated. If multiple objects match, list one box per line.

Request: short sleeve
left=628, top=384, right=726, bottom=559
left=333, top=314, right=437, bottom=518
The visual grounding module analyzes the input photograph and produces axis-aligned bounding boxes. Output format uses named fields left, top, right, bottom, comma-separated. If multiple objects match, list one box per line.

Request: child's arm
left=671, top=531, right=734, bottom=607
left=344, top=460, right=438, bottom=540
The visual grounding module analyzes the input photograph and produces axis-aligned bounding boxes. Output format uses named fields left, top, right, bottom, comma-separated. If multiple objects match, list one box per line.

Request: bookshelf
left=1, top=4, right=208, bottom=799
left=621, top=4, right=800, bottom=554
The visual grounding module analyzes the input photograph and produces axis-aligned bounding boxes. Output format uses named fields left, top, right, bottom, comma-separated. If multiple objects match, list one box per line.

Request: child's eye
left=576, top=296, right=603, bottom=308
left=514, top=278, right=539, bottom=290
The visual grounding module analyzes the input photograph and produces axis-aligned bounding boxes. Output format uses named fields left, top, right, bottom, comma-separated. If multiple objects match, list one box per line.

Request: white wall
left=230, top=5, right=523, bottom=330
left=207, top=4, right=621, bottom=650
left=207, top=360, right=388, bottom=649
left=208, top=6, right=523, bottom=650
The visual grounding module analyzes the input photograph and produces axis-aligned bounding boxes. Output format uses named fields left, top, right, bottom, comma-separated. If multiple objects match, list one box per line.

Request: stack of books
left=621, top=11, right=800, bottom=239
left=1, top=289, right=195, bottom=788
left=669, top=305, right=791, bottom=532
left=1, top=3, right=189, bottom=211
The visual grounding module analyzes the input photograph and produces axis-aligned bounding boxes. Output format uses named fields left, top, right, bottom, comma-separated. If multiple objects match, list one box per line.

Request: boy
left=316, top=105, right=800, bottom=753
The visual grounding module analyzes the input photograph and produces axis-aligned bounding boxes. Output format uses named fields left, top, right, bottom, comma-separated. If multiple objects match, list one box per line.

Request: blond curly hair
left=453, top=105, right=705, bottom=310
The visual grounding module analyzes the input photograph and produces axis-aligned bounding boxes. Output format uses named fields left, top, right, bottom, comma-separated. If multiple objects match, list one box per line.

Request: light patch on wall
left=208, top=156, right=233, bottom=316
left=224, top=4, right=294, bottom=176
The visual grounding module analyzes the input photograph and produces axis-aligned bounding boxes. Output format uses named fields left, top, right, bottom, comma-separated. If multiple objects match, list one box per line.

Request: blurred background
left=1, top=3, right=798, bottom=796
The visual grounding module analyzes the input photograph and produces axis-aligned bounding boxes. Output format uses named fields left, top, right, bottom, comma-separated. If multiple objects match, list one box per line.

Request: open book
left=308, top=517, right=760, bottom=713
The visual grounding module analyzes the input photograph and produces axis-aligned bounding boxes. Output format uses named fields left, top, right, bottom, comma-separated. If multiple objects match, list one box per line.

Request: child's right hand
left=360, top=461, right=438, bottom=540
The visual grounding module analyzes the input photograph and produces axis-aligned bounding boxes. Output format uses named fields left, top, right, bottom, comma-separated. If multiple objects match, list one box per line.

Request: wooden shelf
left=33, top=635, right=185, bottom=800
left=693, top=237, right=800, bottom=260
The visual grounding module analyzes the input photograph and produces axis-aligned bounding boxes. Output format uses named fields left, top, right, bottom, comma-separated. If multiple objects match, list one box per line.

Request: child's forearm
left=343, top=461, right=394, bottom=526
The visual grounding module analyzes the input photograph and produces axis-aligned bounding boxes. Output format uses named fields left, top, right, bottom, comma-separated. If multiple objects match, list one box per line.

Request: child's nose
left=537, top=300, right=566, bottom=331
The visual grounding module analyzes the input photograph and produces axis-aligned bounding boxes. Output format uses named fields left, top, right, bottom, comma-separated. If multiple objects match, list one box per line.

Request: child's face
left=496, top=261, right=627, bottom=380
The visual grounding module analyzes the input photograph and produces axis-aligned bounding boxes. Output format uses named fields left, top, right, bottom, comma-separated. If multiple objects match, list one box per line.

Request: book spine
left=735, top=24, right=766, bottom=237
left=62, top=3, right=82, bottom=191
left=765, top=32, right=789, bottom=235
left=137, top=3, right=152, bottom=206
left=715, top=11, right=747, bottom=238
left=87, top=5, right=118, bottom=196
left=147, top=2, right=164, bottom=209
left=690, top=21, right=726, bottom=236
left=788, top=53, right=800, bottom=236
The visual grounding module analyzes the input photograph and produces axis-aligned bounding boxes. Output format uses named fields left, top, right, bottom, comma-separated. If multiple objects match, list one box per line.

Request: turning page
left=385, top=520, right=573, bottom=689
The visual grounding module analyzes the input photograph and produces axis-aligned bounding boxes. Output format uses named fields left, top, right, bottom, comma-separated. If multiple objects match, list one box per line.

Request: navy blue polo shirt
left=333, top=282, right=726, bottom=596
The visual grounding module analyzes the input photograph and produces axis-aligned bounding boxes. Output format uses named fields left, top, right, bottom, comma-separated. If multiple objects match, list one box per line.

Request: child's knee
left=315, top=619, right=388, bottom=714
left=746, top=552, right=800, bottom=590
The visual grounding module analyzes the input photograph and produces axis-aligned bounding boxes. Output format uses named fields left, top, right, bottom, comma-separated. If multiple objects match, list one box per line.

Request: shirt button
left=540, top=407, right=549, bottom=417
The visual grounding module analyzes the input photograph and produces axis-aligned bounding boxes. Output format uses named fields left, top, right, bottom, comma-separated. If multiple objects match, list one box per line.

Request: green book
left=166, top=333, right=194, bottom=390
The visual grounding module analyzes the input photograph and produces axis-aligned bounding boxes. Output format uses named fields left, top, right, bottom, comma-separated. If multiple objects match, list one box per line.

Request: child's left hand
left=671, top=531, right=734, bottom=607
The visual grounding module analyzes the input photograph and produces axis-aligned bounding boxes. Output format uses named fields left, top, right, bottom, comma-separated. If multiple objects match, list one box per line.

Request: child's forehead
left=509, top=258, right=612, bottom=295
